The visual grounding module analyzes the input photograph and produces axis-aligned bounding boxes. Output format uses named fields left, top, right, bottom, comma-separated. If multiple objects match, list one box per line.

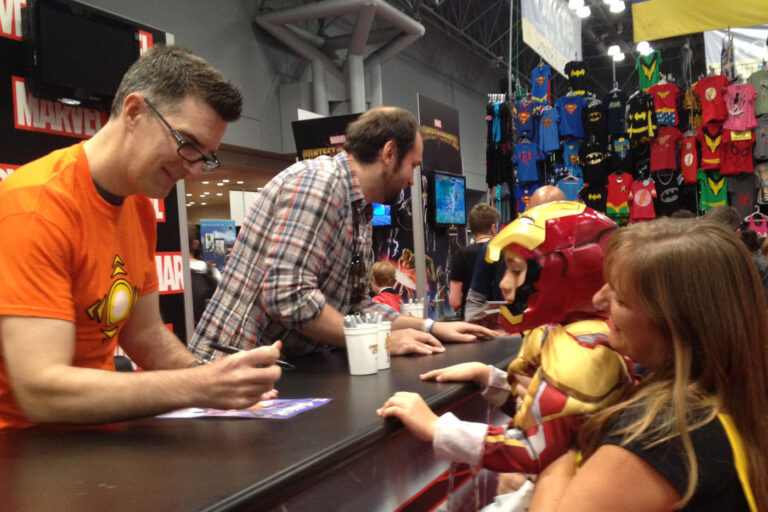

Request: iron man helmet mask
left=485, top=201, right=617, bottom=333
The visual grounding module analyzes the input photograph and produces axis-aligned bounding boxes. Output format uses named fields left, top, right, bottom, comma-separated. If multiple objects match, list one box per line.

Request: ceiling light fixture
left=217, top=182, right=224, bottom=186
left=576, top=5, right=591, bottom=18
left=568, top=0, right=584, bottom=10
left=613, top=52, right=626, bottom=62
left=201, top=202, right=207, bottom=206
left=609, top=1, right=625, bottom=13
left=202, top=181, right=209, bottom=185
left=607, top=44, right=621, bottom=56
left=636, top=41, right=651, bottom=55
left=236, top=180, right=244, bottom=184
left=216, top=192, right=223, bottom=196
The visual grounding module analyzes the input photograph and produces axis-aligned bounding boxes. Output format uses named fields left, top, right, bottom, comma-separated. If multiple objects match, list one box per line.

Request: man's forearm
left=121, top=322, right=197, bottom=370
left=17, top=365, right=213, bottom=424
left=391, top=315, right=425, bottom=331
left=298, top=303, right=346, bottom=346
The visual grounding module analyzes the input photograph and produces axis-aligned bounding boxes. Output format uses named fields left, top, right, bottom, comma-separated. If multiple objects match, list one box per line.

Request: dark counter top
left=0, top=336, right=521, bottom=512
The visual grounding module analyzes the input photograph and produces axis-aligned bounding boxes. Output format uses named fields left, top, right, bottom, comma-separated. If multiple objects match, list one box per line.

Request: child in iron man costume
left=378, top=201, right=635, bottom=475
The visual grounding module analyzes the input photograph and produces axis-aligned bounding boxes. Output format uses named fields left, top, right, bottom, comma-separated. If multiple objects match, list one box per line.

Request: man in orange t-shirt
left=0, top=46, right=281, bottom=430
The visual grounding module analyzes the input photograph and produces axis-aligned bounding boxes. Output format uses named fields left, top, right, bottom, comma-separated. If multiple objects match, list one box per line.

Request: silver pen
left=208, top=342, right=295, bottom=370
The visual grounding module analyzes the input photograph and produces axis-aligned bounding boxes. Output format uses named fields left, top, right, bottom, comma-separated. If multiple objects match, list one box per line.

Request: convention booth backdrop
left=0, top=1, right=188, bottom=348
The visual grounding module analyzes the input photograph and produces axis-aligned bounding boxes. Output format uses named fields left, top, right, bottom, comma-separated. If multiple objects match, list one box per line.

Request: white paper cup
left=401, top=302, right=425, bottom=319
left=377, top=322, right=391, bottom=370
left=344, top=325, right=379, bottom=375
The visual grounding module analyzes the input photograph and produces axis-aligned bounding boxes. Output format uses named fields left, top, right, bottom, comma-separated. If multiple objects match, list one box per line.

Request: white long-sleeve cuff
left=433, top=412, right=488, bottom=466
left=481, top=365, right=511, bottom=407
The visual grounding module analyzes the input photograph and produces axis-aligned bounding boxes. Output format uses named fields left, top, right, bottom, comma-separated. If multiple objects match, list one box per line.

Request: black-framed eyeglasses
left=143, top=97, right=221, bottom=172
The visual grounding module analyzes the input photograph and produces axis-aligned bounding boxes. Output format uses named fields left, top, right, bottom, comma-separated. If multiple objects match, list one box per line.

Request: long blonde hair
left=579, top=218, right=768, bottom=508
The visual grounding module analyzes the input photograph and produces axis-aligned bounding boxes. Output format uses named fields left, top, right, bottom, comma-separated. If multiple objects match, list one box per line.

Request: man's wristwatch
left=423, top=318, right=435, bottom=334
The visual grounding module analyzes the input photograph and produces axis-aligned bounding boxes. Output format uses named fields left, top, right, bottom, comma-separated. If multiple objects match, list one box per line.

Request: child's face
left=499, top=249, right=528, bottom=303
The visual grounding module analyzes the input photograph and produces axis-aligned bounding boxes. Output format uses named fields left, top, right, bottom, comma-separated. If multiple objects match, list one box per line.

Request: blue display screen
left=434, top=173, right=466, bottom=225
left=371, top=202, right=391, bottom=227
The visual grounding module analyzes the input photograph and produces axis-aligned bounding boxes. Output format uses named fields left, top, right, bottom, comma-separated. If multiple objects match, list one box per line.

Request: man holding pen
left=190, top=107, right=494, bottom=361
left=0, top=46, right=280, bottom=430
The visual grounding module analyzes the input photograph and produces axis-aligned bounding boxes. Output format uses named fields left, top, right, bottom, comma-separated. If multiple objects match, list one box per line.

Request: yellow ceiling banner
left=631, top=0, right=768, bottom=42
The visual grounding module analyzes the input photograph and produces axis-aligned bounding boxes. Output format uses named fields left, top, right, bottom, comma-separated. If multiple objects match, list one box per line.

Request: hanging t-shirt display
left=556, top=95, right=588, bottom=138
left=582, top=100, right=607, bottom=147
left=611, top=135, right=631, bottom=162
left=693, top=75, right=729, bottom=125
left=565, top=60, right=588, bottom=96
left=629, top=179, right=657, bottom=222
left=756, top=162, right=768, bottom=205
left=755, top=115, right=768, bottom=160
left=747, top=69, right=768, bottom=117
left=486, top=100, right=513, bottom=188
left=514, top=183, right=540, bottom=214
left=650, top=126, right=682, bottom=172
left=653, top=169, right=683, bottom=216
left=723, top=83, right=758, bottom=131
left=627, top=93, right=658, bottom=142
left=682, top=87, right=703, bottom=130
left=604, top=90, right=628, bottom=136
left=630, top=142, right=652, bottom=180
left=547, top=163, right=571, bottom=187
left=680, top=135, right=699, bottom=184
left=514, top=100, right=538, bottom=139
left=579, top=184, right=607, bottom=212
left=487, top=100, right=512, bottom=144
left=537, top=106, right=560, bottom=153
left=531, top=64, right=551, bottom=104
left=748, top=213, right=768, bottom=237
left=580, top=140, right=609, bottom=186
left=728, top=172, right=759, bottom=218
left=556, top=176, right=584, bottom=201
left=636, top=51, right=661, bottom=92
left=512, top=141, right=543, bottom=183
left=720, top=129, right=755, bottom=175
left=677, top=183, right=699, bottom=213
left=698, top=168, right=728, bottom=211
left=606, top=173, right=634, bottom=222
left=562, top=140, right=582, bottom=177
left=647, top=82, right=680, bottom=126
left=697, top=122, right=724, bottom=169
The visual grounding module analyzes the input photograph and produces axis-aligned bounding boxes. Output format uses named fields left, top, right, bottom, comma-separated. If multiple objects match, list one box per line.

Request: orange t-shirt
left=0, top=142, right=158, bottom=429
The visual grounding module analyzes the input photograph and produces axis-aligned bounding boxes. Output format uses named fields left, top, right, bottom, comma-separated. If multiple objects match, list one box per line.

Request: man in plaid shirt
left=190, top=107, right=493, bottom=360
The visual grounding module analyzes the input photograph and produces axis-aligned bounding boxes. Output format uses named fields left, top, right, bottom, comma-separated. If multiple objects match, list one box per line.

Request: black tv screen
left=371, top=202, right=391, bottom=227
left=23, top=0, right=140, bottom=110
left=433, top=172, right=466, bottom=226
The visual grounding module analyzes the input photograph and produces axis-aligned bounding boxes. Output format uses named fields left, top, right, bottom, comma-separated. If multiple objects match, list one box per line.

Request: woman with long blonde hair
left=530, top=218, right=768, bottom=511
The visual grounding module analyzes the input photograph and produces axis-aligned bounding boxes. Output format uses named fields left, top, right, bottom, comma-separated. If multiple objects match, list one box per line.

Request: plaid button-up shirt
left=189, top=152, right=398, bottom=360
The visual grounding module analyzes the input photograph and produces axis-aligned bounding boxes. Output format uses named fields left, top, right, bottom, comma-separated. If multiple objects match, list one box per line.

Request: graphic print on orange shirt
left=85, top=254, right=140, bottom=342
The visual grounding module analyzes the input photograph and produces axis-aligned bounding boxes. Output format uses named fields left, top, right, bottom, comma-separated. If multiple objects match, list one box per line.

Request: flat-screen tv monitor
left=22, top=0, right=141, bottom=111
left=433, top=172, right=466, bottom=226
left=371, top=202, right=391, bottom=227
